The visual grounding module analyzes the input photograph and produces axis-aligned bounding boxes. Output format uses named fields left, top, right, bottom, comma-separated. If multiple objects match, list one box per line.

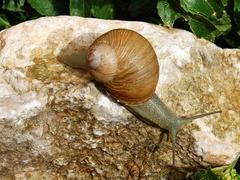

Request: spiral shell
left=87, top=29, right=159, bottom=105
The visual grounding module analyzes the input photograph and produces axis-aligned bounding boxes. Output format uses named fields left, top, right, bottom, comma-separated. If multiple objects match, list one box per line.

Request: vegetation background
left=0, top=0, right=240, bottom=48
left=0, top=0, right=239, bottom=179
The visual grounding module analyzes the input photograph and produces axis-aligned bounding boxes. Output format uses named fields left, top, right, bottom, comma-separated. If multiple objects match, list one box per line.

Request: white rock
left=0, top=16, right=239, bottom=178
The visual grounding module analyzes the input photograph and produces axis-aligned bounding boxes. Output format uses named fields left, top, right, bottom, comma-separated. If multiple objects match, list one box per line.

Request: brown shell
left=87, top=29, right=159, bottom=105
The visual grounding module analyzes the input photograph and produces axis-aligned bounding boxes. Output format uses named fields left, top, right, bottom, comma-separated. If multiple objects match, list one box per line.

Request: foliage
left=193, top=155, right=240, bottom=180
left=0, top=0, right=239, bottom=48
left=156, top=0, right=240, bottom=48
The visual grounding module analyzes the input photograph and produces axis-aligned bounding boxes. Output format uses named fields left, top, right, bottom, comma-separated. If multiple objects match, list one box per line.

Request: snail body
left=58, top=28, right=221, bottom=165
left=127, top=94, right=220, bottom=164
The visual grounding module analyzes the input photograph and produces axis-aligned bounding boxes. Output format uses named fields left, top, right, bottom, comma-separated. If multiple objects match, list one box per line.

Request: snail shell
left=87, top=29, right=159, bottom=105
left=58, top=28, right=221, bottom=165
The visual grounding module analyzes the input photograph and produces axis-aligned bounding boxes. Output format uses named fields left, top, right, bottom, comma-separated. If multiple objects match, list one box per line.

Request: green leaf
left=193, top=157, right=240, bottom=179
left=211, top=155, right=240, bottom=179
left=214, top=13, right=232, bottom=32
left=180, top=0, right=231, bottom=32
left=234, top=0, right=240, bottom=12
left=180, top=0, right=216, bottom=18
left=0, top=15, right=11, bottom=29
left=188, top=18, right=217, bottom=41
left=207, top=1, right=225, bottom=16
left=193, top=168, right=218, bottom=180
left=157, top=0, right=181, bottom=27
left=69, top=0, right=91, bottom=17
left=221, top=0, right=229, bottom=7
left=27, top=0, right=58, bottom=16
left=2, top=0, right=25, bottom=12
left=91, top=0, right=114, bottom=19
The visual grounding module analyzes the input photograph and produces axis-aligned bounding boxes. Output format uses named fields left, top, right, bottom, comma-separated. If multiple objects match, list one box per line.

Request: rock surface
left=0, top=16, right=239, bottom=179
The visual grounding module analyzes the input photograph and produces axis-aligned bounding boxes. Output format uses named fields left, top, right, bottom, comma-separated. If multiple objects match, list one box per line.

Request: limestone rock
left=0, top=16, right=239, bottom=179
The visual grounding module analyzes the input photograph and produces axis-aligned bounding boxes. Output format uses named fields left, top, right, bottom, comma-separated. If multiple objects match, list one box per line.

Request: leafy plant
left=0, top=0, right=239, bottom=48
left=27, top=0, right=59, bottom=16
left=193, top=155, right=240, bottom=180
left=157, top=0, right=240, bottom=48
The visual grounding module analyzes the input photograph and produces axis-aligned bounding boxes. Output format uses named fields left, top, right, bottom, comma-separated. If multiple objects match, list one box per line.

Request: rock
left=0, top=16, right=239, bottom=178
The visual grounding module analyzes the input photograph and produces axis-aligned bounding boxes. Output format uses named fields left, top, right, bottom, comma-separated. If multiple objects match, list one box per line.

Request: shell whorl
left=88, top=43, right=117, bottom=82
left=87, top=29, right=159, bottom=105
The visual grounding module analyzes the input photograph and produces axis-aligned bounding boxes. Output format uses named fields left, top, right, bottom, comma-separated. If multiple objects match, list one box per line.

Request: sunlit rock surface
left=0, top=16, right=239, bottom=179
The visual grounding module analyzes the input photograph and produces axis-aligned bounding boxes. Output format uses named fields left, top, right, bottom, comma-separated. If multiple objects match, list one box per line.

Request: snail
left=58, top=28, right=221, bottom=165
